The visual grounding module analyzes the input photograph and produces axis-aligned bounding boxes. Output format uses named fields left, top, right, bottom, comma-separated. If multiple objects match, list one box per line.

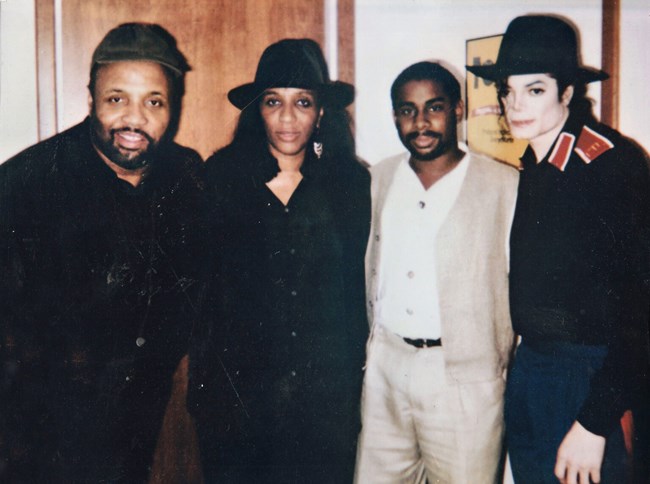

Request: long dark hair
left=553, top=76, right=597, bottom=123
left=223, top=93, right=357, bottom=183
left=496, top=73, right=597, bottom=126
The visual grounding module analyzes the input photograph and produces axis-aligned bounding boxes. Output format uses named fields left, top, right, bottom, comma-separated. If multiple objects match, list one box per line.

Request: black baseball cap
left=91, top=23, right=190, bottom=76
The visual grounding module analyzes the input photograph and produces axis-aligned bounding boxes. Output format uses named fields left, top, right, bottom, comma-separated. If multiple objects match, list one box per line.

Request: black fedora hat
left=466, top=15, right=608, bottom=83
left=228, top=38, right=354, bottom=110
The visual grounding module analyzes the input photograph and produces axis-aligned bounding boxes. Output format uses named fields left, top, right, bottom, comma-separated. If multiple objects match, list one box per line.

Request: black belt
left=403, top=337, right=442, bottom=348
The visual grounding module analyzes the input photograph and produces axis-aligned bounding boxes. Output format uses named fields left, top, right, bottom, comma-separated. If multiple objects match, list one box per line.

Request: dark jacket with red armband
left=509, top=111, right=650, bottom=437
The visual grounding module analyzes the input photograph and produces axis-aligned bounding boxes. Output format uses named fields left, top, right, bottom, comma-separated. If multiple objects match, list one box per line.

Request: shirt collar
left=519, top=113, right=583, bottom=170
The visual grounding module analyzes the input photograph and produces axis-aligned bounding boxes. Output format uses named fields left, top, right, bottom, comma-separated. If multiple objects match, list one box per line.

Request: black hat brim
left=466, top=63, right=608, bottom=84
left=228, top=80, right=355, bottom=110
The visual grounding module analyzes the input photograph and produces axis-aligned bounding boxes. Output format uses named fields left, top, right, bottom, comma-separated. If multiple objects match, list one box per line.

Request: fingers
left=554, top=422, right=606, bottom=484
left=589, top=467, right=601, bottom=483
left=554, top=458, right=567, bottom=483
left=554, top=461, right=601, bottom=484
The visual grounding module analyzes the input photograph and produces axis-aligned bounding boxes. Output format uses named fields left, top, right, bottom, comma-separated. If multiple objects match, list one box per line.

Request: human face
left=260, top=88, right=322, bottom=163
left=500, top=73, right=572, bottom=151
left=393, top=79, right=462, bottom=162
left=90, top=60, right=171, bottom=171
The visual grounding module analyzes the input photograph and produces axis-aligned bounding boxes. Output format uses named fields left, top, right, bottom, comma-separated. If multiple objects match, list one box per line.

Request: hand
left=554, top=421, right=606, bottom=484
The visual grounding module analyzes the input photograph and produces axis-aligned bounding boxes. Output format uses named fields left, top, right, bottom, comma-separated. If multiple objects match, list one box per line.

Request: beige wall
left=619, top=0, right=650, bottom=153
left=0, top=0, right=38, bottom=161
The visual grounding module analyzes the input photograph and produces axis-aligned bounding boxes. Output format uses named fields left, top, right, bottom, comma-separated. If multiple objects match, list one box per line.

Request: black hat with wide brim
left=466, top=15, right=608, bottom=83
left=228, top=38, right=355, bottom=110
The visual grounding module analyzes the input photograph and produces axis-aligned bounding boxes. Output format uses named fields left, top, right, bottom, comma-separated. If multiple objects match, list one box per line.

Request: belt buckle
left=403, top=337, right=441, bottom=348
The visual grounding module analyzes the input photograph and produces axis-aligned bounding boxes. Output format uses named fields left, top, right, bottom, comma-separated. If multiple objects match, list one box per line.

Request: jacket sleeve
left=0, top=153, right=54, bottom=481
left=576, top=139, right=650, bottom=436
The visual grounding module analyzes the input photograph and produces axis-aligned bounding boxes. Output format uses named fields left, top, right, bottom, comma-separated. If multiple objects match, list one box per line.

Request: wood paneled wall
left=601, top=0, right=619, bottom=129
left=36, top=0, right=354, bottom=160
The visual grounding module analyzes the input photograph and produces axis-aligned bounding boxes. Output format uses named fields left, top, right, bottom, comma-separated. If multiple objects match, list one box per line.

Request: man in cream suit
left=354, top=62, right=518, bottom=483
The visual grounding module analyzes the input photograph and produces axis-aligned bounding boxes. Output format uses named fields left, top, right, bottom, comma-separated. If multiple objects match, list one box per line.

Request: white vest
left=366, top=151, right=519, bottom=382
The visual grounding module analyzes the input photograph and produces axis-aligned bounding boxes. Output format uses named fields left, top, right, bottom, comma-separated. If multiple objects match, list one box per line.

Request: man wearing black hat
left=468, top=15, right=650, bottom=484
left=0, top=23, right=203, bottom=482
left=355, top=61, right=518, bottom=483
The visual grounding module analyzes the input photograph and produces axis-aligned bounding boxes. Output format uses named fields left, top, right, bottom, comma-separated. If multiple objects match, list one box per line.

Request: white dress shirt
left=375, top=148, right=469, bottom=339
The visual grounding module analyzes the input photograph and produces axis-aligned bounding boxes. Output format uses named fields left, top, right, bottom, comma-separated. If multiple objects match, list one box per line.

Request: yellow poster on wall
left=466, top=35, right=527, bottom=167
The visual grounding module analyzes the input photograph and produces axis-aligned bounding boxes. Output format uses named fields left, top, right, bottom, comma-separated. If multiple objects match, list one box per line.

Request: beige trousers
left=354, top=325, right=505, bottom=484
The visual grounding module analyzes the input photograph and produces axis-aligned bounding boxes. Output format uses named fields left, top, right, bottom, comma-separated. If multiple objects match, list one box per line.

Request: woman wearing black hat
left=468, top=15, right=650, bottom=484
left=188, top=39, right=370, bottom=483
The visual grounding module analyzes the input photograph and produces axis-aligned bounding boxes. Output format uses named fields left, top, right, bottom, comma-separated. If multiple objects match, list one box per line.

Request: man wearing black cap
left=468, top=15, right=650, bottom=484
left=0, top=23, right=203, bottom=482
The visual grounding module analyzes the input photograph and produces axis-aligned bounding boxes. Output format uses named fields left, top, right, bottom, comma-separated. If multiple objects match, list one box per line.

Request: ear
left=454, top=99, right=464, bottom=122
left=88, top=91, right=94, bottom=114
left=316, top=107, right=324, bottom=129
left=561, top=85, right=574, bottom=106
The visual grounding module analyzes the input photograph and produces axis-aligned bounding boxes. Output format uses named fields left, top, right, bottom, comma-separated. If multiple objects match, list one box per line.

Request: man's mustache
left=406, top=130, right=441, bottom=142
left=110, top=127, right=155, bottom=144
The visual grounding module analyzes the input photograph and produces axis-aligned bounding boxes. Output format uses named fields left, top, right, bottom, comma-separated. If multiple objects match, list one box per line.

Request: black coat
left=509, top=112, right=650, bottom=437
left=188, top=140, right=370, bottom=483
left=0, top=119, right=205, bottom=483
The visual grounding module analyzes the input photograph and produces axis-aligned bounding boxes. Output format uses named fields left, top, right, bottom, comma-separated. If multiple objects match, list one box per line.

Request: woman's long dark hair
left=222, top=93, right=357, bottom=183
